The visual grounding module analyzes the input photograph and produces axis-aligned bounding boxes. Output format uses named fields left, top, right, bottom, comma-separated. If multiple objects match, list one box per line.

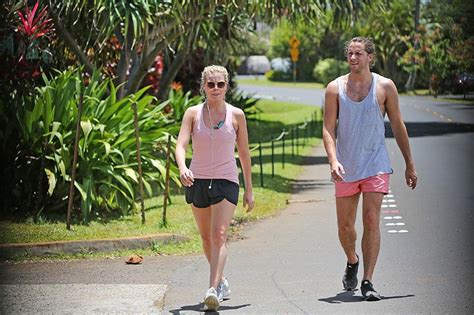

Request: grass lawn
left=236, top=76, right=325, bottom=90
left=0, top=99, right=323, bottom=261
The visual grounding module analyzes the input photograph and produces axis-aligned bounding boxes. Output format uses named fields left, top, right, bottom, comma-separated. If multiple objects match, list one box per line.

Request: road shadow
left=169, top=302, right=251, bottom=314
left=318, top=291, right=415, bottom=304
left=385, top=121, right=474, bottom=138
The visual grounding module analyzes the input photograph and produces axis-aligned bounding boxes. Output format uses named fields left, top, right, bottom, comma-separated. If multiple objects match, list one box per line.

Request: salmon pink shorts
left=335, top=174, right=390, bottom=197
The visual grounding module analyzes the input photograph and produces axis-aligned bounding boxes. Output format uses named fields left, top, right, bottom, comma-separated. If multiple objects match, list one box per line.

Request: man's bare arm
left=384, top=79, right=418, bottom=189
left=323, top=80, right=345, bottom=181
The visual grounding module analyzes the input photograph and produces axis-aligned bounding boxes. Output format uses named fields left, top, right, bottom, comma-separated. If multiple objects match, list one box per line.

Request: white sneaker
left=203, top=287, right=220, bottom=311
left=217, top=278, right=231, bottom=301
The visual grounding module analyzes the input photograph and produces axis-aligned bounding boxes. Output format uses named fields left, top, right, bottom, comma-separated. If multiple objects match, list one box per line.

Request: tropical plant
left=353, top=0, right=414, bottom=88
left=0, top=0, right=55, bottom=215
left=15, top=68, right=178, bottom=222
left=166, top=87, right=202, bottom=123
left=33, top=0, right=368, bottom=99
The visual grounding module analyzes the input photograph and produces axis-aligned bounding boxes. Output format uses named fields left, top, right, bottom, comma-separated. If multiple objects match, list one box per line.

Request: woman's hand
left=179, top=168, right=194, bottom=187
left=243, top=190, right=254, bottom=213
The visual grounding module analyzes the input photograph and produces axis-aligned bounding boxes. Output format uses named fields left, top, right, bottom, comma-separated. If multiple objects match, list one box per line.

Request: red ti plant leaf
left=16, top=0, right=53, bottom=41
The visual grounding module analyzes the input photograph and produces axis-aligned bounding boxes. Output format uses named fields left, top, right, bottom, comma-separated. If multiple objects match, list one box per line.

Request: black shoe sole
left=343, top=279, right=358, bottom=291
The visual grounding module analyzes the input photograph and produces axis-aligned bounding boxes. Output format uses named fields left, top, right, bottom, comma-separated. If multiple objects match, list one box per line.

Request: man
left=322, top=37, right=418, bottom=301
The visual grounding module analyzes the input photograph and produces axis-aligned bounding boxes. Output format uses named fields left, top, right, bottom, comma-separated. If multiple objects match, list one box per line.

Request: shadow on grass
left=250, top=149, right=325, bottom=167
left=247, top=120, right=321, bottom=145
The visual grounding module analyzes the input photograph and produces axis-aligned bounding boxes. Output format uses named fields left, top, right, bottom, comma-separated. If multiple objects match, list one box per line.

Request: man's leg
left=336, top=193, right=360, bottom=264
left=361, top=192, right=384, bottom=282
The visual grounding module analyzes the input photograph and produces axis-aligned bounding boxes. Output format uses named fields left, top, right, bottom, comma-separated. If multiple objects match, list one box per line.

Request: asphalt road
left=1, top=84, right=472, bottom=314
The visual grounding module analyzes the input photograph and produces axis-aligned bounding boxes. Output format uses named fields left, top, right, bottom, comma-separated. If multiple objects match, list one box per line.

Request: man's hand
left=330, top=160, right=345, bottom=182
left=405, top=167, right=417, bottom=189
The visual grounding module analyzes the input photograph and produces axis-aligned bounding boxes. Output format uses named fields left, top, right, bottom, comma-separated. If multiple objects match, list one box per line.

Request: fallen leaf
left=125, top=254, right=143, bottom=264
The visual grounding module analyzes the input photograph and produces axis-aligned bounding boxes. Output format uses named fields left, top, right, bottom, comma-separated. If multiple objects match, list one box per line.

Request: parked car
left=449, top=73, right=474, bottom=95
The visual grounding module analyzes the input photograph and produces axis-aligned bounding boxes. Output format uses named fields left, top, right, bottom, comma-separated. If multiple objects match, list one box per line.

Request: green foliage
left=266, top=70, right=292, bottom=82
left=16, top=68, right=179, bottom=222
left=225, top=88, right=261, bottom=120
left=166, top=88, right=202, bottom=122
left=353, top=0, right=414, bottom=87
left=241, top=31, right=271, bottom=56
left=269, top=18, right=325, bottom=81
left=398, top=0, right=474, bottom=91
left=312, top=58, right=348, bottom=85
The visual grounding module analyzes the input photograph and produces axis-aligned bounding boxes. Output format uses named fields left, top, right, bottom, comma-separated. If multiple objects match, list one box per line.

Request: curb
left=0, top=233, right=190, bottom=259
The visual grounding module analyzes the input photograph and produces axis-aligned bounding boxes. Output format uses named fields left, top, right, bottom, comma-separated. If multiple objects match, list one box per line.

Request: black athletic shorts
left=185, top=179, right=239, bottom=208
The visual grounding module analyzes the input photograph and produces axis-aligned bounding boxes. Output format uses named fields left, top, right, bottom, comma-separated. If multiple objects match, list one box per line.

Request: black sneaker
left=342, top=254, right=359, bottom=291
left=360, top=280, right=381, bottom=301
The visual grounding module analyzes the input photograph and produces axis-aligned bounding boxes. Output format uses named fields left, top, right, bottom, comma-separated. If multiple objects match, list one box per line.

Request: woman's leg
left=191, top=205, right=212, bottom=263
left=209, top=199, right=236, bottom=289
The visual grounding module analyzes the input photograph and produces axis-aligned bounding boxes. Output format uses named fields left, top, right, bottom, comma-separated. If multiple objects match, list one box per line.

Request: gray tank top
left=336, top=73, right=392, bottom=182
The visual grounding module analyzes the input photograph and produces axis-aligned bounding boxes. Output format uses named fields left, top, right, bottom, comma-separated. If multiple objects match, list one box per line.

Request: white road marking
left=383, top=189, right=409, bottom=234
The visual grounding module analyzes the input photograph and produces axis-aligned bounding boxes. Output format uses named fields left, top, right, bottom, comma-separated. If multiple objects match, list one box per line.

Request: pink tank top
left=189, top=103, right=239, bottom=184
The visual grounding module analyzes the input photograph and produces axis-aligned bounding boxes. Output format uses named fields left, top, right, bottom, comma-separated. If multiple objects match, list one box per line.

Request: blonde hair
left=200, top=65, right=229, bottom=95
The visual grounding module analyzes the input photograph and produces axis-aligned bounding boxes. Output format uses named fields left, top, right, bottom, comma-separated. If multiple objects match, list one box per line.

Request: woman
left=175, top=65, right=254, bottom=311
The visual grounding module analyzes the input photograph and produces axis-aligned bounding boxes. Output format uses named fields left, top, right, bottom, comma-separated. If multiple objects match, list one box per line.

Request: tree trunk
left=156, top=51, right=188, bottom=100
left=50, top=10, right=95, bottom=75
left=125, top=31, right=181, bottom=96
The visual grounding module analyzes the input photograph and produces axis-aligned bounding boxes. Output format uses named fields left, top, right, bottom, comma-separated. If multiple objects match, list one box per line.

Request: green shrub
left=17, top=68, right=179, bottom=222
left=265, top=70, right=292, bottom=82
left=312, top=58, right=348, bottom=85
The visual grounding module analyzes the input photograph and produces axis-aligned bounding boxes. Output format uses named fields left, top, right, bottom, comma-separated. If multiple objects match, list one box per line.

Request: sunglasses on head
left=207, top=81, right=226, bottom=89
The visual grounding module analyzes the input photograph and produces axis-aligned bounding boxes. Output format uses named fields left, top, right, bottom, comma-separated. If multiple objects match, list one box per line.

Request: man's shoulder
left=327, top=74, right=347, bottom=91
left=375, top=73, right=395, bottom=88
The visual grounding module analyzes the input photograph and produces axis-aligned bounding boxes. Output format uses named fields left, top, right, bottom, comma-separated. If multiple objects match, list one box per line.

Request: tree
left=354, top=0, right=414, bottom=88
left=38, top=0, right=370, bottom=99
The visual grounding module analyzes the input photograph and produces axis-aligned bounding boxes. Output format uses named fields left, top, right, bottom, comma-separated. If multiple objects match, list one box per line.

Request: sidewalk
left=162, top=145, right=335, bottom=313
left=1, top=144, right=335, bottom=314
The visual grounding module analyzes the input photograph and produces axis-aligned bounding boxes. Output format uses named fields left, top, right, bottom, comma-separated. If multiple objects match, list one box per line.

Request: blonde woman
left=175, top=65, right=254, bottom=311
